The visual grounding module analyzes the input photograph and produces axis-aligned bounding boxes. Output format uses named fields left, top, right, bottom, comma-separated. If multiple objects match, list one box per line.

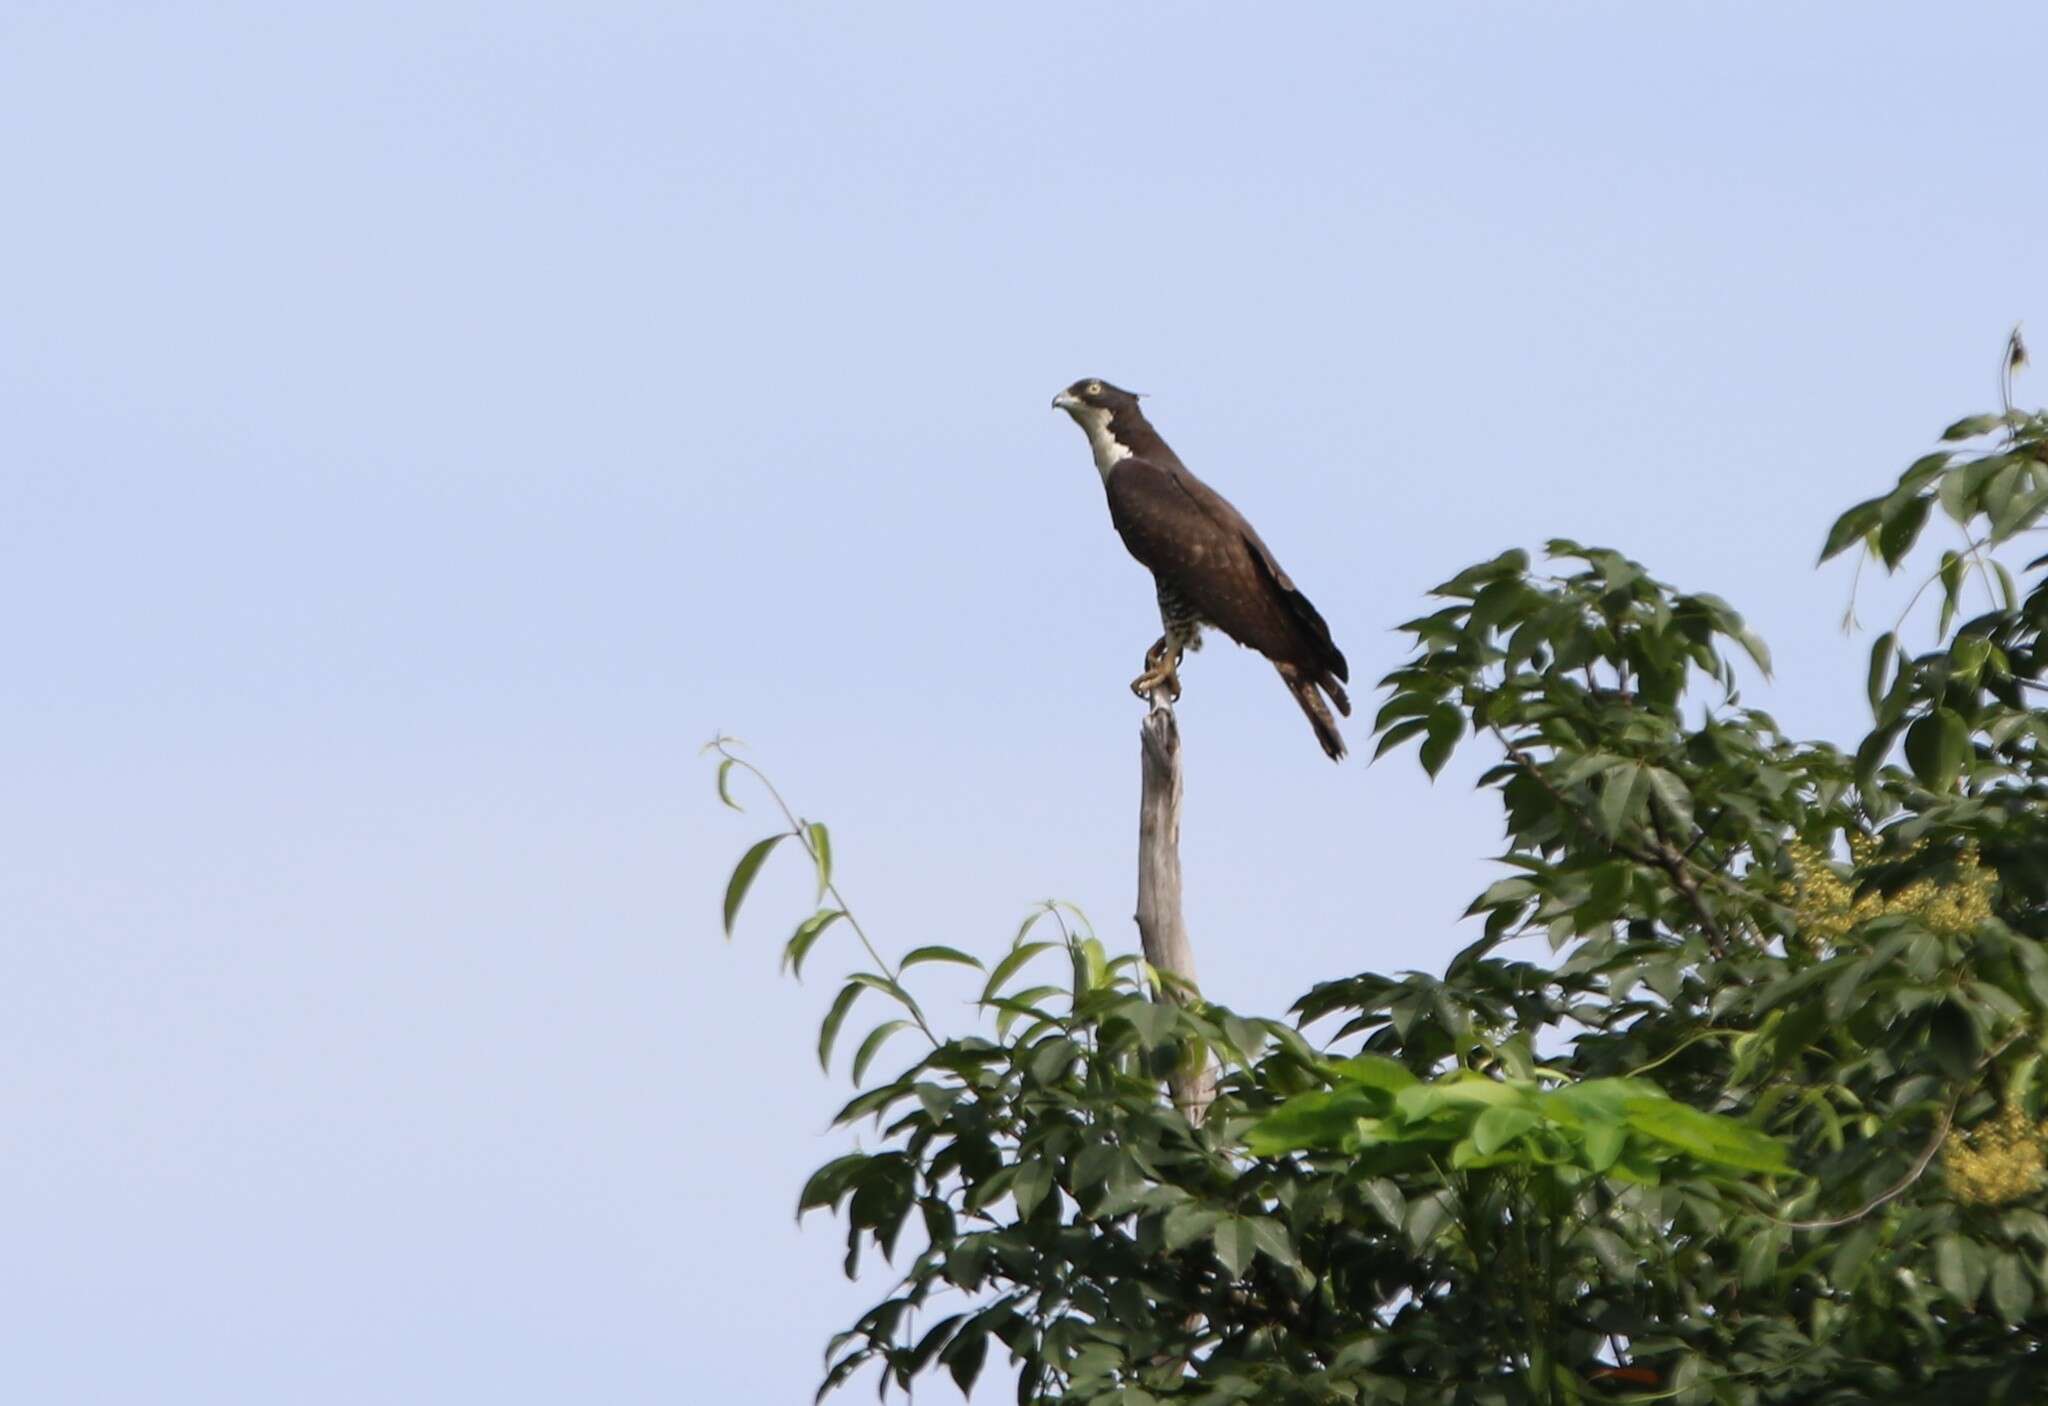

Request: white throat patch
left=1071, top=404, right=1132, bottom=480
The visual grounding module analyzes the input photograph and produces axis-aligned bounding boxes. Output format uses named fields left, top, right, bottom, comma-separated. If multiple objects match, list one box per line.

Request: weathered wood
left=1136, top=695, right=1216, bottom=1124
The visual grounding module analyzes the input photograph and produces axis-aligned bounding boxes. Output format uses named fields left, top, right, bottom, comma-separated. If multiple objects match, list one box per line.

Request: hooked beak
left=1051, top=391, right=1080, bottom=412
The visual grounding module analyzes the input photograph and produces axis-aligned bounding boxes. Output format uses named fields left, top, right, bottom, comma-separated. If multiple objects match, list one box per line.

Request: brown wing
left=1104, top=457, right=1347, bottom=685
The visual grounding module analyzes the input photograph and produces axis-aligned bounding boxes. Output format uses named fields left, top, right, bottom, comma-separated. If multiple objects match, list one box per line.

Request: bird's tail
left=1277, top=663, right=1347, bottom=761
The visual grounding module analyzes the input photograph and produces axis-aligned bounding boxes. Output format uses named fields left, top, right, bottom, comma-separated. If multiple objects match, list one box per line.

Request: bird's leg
left=1131, top=634, right=1185, bottom=702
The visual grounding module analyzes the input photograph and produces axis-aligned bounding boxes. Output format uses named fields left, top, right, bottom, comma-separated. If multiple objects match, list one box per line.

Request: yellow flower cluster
left=1786, top=838, right=1995, bottom=950
left=1946, top=1102, right=2048, bottom=1207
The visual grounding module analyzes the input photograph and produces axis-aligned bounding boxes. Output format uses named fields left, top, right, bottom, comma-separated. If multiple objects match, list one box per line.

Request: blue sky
left=5, top=3, right=2045, bottom=1401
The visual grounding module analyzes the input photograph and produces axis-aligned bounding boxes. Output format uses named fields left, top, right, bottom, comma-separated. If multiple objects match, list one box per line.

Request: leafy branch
left=707, top=735, right=944, bottom=1060
left=711, top=375, right=2048, bottom=1404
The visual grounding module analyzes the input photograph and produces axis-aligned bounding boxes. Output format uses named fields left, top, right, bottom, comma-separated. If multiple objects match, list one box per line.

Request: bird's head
left=1052, top=378, right=1147, bottom=477
left=1051, top=377, right=1142, bottom=417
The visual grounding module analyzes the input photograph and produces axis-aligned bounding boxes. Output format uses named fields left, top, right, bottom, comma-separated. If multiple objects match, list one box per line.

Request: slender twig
left=1888, top=533, right=1995, bottom=638
left=1044, top=903, right=1105, bottom=1059
left=1771, top=1096, right=1957, bottom=1232
left=1960, top=520, right=2002, bottom=617
left=711, top=739, right=940, bottom=1047
left=1621, top=1028, right=1741, bottom=1079
left=2002, top=323, right=2026, bottom=429
left=1680, top=808, right=1723, bottom=861
left=1772, top=1027, right=2023, bottom=1231
left=1841, top=549, right=1865, bottom=634
left=1484, top=722, right=1791, bottom=932
left=1648, top=807, right=1728, bottom=955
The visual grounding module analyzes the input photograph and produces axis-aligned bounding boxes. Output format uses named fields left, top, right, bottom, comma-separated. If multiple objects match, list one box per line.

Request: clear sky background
left=6, top=4, right=2046, bottom=1402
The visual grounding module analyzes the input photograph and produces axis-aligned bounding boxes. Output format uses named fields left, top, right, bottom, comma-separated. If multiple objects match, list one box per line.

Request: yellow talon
left=1130, top=640, right=1184, bottom=702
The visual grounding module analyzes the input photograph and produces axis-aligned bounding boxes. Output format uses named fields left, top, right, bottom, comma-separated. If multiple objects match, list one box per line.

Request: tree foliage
left=712, top=393, right=2048, bottom=1404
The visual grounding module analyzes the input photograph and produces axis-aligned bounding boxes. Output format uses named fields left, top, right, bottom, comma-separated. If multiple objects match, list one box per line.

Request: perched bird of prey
left=1052, top=378, right=1351, bottom=760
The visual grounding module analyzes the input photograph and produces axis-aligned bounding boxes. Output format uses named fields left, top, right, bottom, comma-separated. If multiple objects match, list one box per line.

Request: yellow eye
left=1086, top=381, right=1103, bottom=396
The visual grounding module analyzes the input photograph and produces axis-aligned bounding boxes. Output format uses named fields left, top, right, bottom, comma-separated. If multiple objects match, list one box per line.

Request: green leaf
left=1213, top=1217, right=1257, bottom=1278
left=1373, top=717, right=1429, bottom=761
left=1556, top=1084, right=1656, bottom=1129
left=901, top=944, right=984, bottom=971
left=1470, top=576, right=1532, bottom=635
left=1376, top=720, right=1425, bottom=765
left=1823, top=957, right=1871, bottom=1025
left=1447, top=1135, right=1492, bottom=1169
left=1984, top=461, right=2026, bottom=537
left=1472, top=1104, right=1541, bottom=1155
left=981, top=942, right=1057, bottom=1003
left=1028, top=1035, right=1078, bottom=1084
left=1599, top=762, right=1649, bottom=839
left=1855, top=720, right=1903, bottom=783
left=806, top=822, right=832, bottom=903
left=846, top=971, right=924, bottom=1024
left=1866, top=633, right=1896, bottom=713
left=1374, top=692, right=1435, bottom=731
left=1420, top=704, right=1464, bottom=778
left=1330, top=1338, right=1391, bottom=1375
left=832, top=1081, right=915, bottom=1128
left=1558, top=750, right=1622, bottom=787
left=1069, top=1142, right=1119, bottom=1190
left=1951, top=634, right=1992, bottom=687
left=991, top=985, right=1061, bottom=1040
left=1248, top=1216, right=1299, bottom=1268
left=1011, top=1157, right=1053, bottom=1216
left=723, top=833, right=788, bottom=937
left=1068, top=936, right=1108, bottom=995
left=1733, top=625, right=1774, bottom=678
left=715, top=757, right=743, bottom=810
left=1994, top=481, right=2048, bottom=541
left=1577, top=1225, right=1635, bottom=1281
left=913, top=1082, right=963, bottom=1122
left=783, top=909, right=845, bottom=978
left=1360, top=1177, right=1405, bottom=1229
left=1644, top=767, right=1695, bottom=835
left=1436, top=548, right=1530, bottom=597
left=1819, top=495, right=1886, bottom=562
left=1581, top=1122, right=1627, bottom=1173
left=1896, top=450, right=1950, bottom=492
left=908, top=1313, right=965, bottom=1374
left=1326, top=1053, right=1420, bottom=1092
left=942, top=1321, right=987, bottom=1394
left=1218, top=1013, right=1263, bottom=1064
left=1404, top=1190, right=1455, bottom=1252
left=1125, top=1000, right=1179, bottom=1049
left=2011, top=1052, right=2044, bottom=1106
left=1622, top=1097, right=1787, bottom=1172
left=1874, top=649, right=1917, bottom=726
left=1939, top=456, right=1980, bottom=521
left=1397, top=1073, right=1531, bottom=1118
left=851, top=1019, right=913, bottom=1084
left=1933, top=1233, right=1978, bottom=1306
left=1831, top=1222, right=1882, bottom=1288
left=1938, top=553, right=1965, bottom=638
left=1903, top=707, right=1969, bottom=792
left=1878, top=494, right=1931, bottom=568
left=1163, top=1203, right=1225, bottom=1252
left=818, top=981, right=864, bottom=1071
left=1928, top=999, right=1981, bottom=1080
left=1736, top=1223, right=1783, bottom=1289
left=1991, top=1251, right=2033, bottom=1325
left=796, top=1152, right=870, bottom=1215
left=1942, top=412, right=2006, bottom=442
left=1244, top=1089, right=1385, bottom=1155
